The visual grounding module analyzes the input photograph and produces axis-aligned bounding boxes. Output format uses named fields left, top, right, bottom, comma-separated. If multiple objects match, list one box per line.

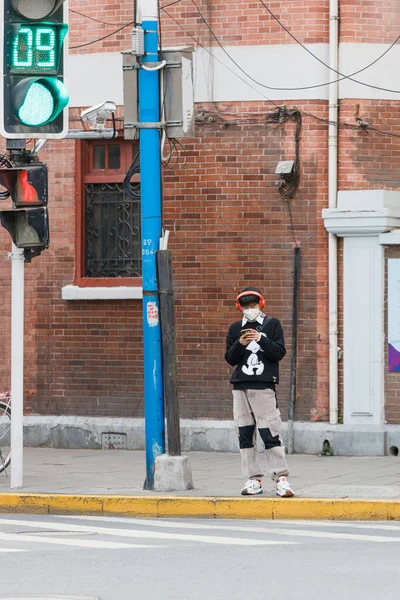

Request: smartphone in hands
left=240, top=328, right=254, bottom=336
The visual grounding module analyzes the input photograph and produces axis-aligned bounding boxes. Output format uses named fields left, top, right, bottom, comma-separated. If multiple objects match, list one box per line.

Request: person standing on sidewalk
left=225, top=286, right=294, bottom=497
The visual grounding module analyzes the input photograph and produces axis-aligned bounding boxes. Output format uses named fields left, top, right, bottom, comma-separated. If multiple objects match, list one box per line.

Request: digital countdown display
left=9, top=23, right=67, bottom=74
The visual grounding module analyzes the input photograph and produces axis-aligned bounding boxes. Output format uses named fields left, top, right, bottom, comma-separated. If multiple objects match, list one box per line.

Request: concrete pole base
left=154, top=454, right=194, bottom=491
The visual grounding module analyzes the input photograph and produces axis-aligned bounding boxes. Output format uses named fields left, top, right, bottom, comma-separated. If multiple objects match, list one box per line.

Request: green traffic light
left=13, top=77, right=69, bottom=127
left=1, top=0, right=69, bottom=138
left=18, top=82, right=54, bottom=126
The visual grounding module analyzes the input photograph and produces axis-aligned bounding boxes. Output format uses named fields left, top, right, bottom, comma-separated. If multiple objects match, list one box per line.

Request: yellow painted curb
left=0, top=493, right=400, bottom=520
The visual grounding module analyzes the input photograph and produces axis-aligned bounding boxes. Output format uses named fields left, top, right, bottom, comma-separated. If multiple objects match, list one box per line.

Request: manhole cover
left=19, top=530, right=95, bottom=537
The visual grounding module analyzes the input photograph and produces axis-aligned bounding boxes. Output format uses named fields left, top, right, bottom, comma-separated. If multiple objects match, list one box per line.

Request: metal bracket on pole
left=65, top=130, right=119, bottom=139
left=125, top=121, right=182, bottom=130
left=124, top=122, right=164, bottom=129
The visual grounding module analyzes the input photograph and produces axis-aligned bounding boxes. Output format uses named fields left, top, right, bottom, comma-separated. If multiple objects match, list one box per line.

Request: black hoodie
left=225, top=316, right=286, bottom=389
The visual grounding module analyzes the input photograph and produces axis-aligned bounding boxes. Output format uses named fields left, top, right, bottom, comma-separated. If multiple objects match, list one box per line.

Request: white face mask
left=243, top=308, right=261, bottom=321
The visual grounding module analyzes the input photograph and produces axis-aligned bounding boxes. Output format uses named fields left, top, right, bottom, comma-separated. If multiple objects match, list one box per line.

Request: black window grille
left=85, top=182, right=141, bottom=278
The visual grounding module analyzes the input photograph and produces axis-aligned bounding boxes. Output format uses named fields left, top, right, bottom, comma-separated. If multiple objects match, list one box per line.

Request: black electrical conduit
left=287, top=244, right=300, bottom=454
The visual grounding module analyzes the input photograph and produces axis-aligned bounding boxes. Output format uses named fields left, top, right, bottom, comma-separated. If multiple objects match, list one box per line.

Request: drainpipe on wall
left=328, top=0, right=339, bottom=425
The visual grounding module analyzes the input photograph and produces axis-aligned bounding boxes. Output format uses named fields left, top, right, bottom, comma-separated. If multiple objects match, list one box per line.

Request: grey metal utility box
left=163, top=47, right=195, bottom=138
left=122, top=51, right=139, bottom=140
left=122, top=47, right=195, bottom=139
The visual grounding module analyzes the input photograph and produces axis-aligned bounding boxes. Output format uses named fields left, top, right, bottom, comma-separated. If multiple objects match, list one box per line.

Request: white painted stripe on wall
left=194, top=43, right=330, bottom=102
left=69, top=43, right=400, bottom=108
left=339, top=43, right=400, bottom=99
left=69, top=52, right=124, bottom=106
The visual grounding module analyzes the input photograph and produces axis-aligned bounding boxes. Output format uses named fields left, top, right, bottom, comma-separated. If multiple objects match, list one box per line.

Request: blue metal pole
left=138, top=10, right=165, bottom=489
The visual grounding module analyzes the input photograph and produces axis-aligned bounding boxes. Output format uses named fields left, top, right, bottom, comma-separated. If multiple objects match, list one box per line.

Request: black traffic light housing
left=11, top=1, right=66, bottom=19
left=0, top=163, right=48, bottom=206
left=0, top=0, right=69, bottom=139
left=0, top=162, right=50, bottom=262
left=0, top=208, right=49, bottom=262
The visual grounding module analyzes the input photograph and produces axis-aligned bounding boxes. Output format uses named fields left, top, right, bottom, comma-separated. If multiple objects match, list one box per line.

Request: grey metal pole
left=10, top=243, right=24, bottom=488
left=157, top=250, right=181, bottom=456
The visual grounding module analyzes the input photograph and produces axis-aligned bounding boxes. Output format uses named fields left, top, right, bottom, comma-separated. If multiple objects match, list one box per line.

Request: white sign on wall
left=388, top=258, right=400, bottom=372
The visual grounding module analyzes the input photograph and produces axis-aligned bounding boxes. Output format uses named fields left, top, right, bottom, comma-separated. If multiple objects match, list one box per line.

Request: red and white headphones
left=235, top=290, right=265, bottom=312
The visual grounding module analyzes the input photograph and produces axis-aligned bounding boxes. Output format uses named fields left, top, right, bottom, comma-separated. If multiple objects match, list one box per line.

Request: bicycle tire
left=0, top=401, right=11, bottom=474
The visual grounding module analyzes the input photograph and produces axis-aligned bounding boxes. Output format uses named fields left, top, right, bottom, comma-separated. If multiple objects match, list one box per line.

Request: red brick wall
left=339, top=100, right=400, bottom=190
left=0, top=134, right=145, bottom=416
left=159, top=0, right=330, bottom=48
left=162, top=99, right=330, bottom=421
left=0, top=99, right=331, bottom=420
left=340, top=0, right=400, bottom=43
left=69, top=0, right=134, bottom=55
left=68, top=1, right=330, bottom=54
left=1, top=1, right=400, bottom=423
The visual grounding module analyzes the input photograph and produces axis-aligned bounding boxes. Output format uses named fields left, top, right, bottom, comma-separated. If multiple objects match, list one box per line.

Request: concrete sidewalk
left=0, top=448, right=400, bottom=519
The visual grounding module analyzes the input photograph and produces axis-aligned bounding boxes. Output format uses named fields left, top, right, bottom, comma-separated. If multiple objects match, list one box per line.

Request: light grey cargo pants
left=233, top=388, right=289, bottom=481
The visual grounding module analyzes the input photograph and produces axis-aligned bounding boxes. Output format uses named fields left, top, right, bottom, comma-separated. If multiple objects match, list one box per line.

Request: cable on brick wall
left=266, top=106, right=302, bottom=204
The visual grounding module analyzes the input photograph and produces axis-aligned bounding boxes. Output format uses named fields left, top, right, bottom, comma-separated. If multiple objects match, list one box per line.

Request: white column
left=343, top=236, right=384, bottom=424
left=323, top=189, right=400, bottom=427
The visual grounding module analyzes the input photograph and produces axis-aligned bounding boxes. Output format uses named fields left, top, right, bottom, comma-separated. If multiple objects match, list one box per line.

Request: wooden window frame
left=74, top=139, right=142, bottom=288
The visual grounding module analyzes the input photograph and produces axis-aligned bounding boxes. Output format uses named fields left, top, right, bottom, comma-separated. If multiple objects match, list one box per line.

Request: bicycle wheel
left=0, top=401, right=11, bottom=474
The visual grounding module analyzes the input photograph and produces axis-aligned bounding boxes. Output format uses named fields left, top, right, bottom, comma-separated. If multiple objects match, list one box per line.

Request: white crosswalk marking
left=59, top=515, right=400, bottom=543
left=0, top=518, right=295, bottom=546
left=2, top=515, right=400, bottom=555
left=0, top=530, right=156, bottom=550
left=277, top=520, right=400, bottom=531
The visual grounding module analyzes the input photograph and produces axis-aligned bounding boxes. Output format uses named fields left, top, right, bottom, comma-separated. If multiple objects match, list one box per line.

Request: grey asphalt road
left=0, top=515, right=399, bottom=599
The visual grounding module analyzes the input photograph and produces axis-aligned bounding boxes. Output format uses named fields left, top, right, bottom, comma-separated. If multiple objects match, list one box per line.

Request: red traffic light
left=0, top=164, right=47, bottom=207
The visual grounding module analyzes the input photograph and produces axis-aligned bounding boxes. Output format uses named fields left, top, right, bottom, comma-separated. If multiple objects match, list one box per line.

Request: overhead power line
left=162, top=6, right=277, bottom=106
left=162, top=5, right=400, bottom=140
left=68, top=1, right=184, bottom=49
left=69, top=3, right=400, bottom=141
left=70, top=20, right=134, bottom=49
left=69, top=8, right=121, bottom=27
left=189, top=0, right=400, bottom=94
left=259, top=0, right=400, bottom=94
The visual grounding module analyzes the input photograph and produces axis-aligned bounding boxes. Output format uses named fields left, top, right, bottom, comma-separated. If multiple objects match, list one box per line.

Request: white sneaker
left=241, top=478, right=263, bottom=496
left=275, top=476, right=294, bottom=498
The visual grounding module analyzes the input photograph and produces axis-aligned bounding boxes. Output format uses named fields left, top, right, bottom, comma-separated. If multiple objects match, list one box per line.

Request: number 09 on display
left=10, top=23, right=67, bottom=74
